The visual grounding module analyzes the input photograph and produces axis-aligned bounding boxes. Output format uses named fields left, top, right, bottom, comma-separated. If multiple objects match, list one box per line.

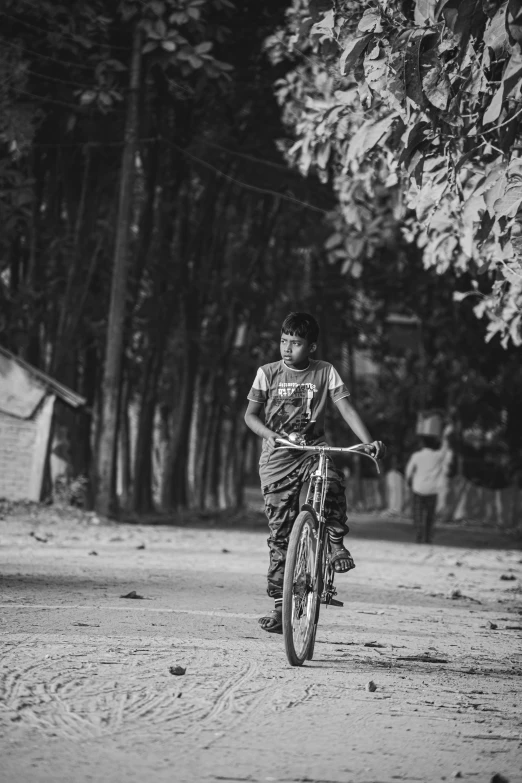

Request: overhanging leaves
left=476, top=210, right=496, bottom=241
left=404, top=30, right=427, bottom=108
left=483, top=85, right=505, bottom=124
left=271, top=0, right=522, bottom=345
left=340, top=34, right=372, bottom=74
left=311, top=9, right=335, bottom=36
left=399, top=120, right=430, bottom=169
left=347, top=113, right=397, bottom=160
left=442, top=0, right=488, bottom=39
left=506, top=0, right=522, bottom=45
left=309, top=0, right=334, bottom=21
left=415, top=0, right=439, bottom=24
left=358, top=8, right=383, bottom=33
left=423, top=64, right=451, bottom=110
left=493, top=182, right=522, bottom=217
left=483, top=4, right=509, bottom=55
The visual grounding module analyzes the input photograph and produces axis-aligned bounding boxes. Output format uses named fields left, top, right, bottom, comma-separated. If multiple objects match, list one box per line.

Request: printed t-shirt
left=247, top=359, right=350, bottom=486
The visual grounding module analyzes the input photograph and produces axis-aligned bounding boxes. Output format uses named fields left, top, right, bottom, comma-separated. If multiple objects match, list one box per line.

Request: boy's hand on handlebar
left=269, top=431, right=305, bottom=451
left=365, top=440, right=386, bottom=459
left=266, top=434, right=280, bottom=454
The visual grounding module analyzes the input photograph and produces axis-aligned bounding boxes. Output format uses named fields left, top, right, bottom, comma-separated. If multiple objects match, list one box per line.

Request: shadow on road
left=349, top=514, right=522, bottom=550
left=119, top=507, right=522, bottom=551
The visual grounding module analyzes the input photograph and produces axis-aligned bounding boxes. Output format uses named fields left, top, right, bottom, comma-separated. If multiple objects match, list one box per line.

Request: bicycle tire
left=306, top=536, right=327, bottom=660
left=283, top=510, right=319, bottom=666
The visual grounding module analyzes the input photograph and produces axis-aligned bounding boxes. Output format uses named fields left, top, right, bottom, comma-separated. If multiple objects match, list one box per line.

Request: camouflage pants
left=262, top=456, right=349, bottom=599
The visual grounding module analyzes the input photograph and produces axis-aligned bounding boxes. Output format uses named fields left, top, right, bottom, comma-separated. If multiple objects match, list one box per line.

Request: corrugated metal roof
left=0, top=345, right=86, bottom=409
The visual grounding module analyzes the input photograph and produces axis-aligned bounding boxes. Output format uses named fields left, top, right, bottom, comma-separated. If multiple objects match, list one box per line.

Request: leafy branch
left=268, top=0, right=522, bottom=345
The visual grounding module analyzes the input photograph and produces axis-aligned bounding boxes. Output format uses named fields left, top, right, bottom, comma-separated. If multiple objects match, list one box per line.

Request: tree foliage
left=266, top=0, right=522, bottom=346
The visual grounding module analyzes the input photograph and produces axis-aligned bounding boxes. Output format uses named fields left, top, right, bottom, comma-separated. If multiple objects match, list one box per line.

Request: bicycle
left=274, top=437, right=380, bottom=667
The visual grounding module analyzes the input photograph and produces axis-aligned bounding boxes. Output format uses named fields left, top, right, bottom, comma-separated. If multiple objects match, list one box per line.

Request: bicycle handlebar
left=274, top=438, right=381, bottom=474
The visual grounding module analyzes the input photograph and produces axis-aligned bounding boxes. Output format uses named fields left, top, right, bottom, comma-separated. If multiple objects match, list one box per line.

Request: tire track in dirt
left=270, top=681, right=318, bottom=713
left=0, top=638, right=283, bottom=744
left=185, top=660, right=267, bottom=735
left=1, top=669, right=202, bottom=740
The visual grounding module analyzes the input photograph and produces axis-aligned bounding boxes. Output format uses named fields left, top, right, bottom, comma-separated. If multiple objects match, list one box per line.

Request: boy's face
left=280, top=331, right=316, bottom=370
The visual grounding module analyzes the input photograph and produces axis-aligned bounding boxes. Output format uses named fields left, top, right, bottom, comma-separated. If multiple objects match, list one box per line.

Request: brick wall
left=0, top=413, right=38, bottom=500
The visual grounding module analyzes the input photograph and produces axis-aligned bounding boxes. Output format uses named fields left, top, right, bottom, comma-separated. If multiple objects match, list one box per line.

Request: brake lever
left=353, top=445, right=381, bottom=475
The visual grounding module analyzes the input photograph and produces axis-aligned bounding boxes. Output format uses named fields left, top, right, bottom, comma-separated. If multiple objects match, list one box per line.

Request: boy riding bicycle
left=244, top=312, right=385, bottom=633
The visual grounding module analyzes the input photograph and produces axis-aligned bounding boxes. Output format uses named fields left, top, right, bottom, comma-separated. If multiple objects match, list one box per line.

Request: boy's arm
left=244, top=400, right=280, bottom=451
left=334, top=397, right=372, bottom=442
left=334, top=397, right=385, bottom=458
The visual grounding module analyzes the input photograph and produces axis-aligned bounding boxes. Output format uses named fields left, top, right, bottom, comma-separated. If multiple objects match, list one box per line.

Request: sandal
left=258, top=607, right=283, bottom=634
left=329, top=544, right=356, bottom=573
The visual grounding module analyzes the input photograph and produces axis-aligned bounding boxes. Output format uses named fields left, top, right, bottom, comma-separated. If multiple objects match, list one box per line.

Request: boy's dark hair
left=421, top=435, right=440, bottom=450
left=281, top=312, right=319, bottom=344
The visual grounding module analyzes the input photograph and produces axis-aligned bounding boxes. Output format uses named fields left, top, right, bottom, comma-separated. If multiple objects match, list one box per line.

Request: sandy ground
left=0, top=504, right=521, bottom=783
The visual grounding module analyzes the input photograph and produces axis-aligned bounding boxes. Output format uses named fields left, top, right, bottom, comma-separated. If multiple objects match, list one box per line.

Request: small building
left=0, top=345, right=85, bottom=501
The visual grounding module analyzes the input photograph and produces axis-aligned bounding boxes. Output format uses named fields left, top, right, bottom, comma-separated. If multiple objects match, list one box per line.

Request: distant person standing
left=385, top=455, right=406, bottom=515
left=405, top=424, right=453, bottom=543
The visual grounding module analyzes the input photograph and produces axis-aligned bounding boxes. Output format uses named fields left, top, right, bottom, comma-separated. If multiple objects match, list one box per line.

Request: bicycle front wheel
left=283, top=510, right=319, bottom=666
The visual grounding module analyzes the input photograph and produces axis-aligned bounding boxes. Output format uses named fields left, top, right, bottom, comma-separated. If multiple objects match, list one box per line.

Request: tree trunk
left=53, top=146, right=92, bottom=376
left=132, top=338, right=164, bottom=513
left=224, top=416, right=239, bottom=508
left=202, top=396, right=221, bottom=509
left=192, top=373, right=222, bottom=510
left=169, top=358, right=196, bottom=509
left=119, top=377, right=132, bottom=511
left=83, top=340, right=99, bottom=509
left=186, top=368, right=203, bottom=508
left=231, top=420, right=249, bottom=510
left=161, top=318, right=198, bottom=511
left=95, top=25, right=142, bottom=517
left=217, top=418, right=234, bottom=510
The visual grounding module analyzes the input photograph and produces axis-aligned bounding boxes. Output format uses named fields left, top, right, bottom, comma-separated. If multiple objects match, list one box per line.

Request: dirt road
left=1, top=507, right=521, bottom=783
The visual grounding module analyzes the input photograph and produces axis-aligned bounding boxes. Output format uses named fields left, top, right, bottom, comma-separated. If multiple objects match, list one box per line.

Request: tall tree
left=95, top=23, right=143, bottom=517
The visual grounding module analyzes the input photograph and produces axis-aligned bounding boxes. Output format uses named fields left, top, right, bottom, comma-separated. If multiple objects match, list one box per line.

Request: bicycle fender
left=301, top=503, right=319, bottom=528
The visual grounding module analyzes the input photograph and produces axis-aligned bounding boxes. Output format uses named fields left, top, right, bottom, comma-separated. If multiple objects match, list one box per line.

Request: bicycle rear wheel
left=283, top=510, right=319, bottom=666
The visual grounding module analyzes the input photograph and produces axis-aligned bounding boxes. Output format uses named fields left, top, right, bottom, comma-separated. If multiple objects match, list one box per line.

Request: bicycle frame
left=307, top=449, right=332, bottom=605
left=275, top=439, right=379, bottom=605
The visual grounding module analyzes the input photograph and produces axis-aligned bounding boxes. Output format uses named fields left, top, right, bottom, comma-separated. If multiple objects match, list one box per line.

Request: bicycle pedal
left=320, top=597, right=344, bottom=606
